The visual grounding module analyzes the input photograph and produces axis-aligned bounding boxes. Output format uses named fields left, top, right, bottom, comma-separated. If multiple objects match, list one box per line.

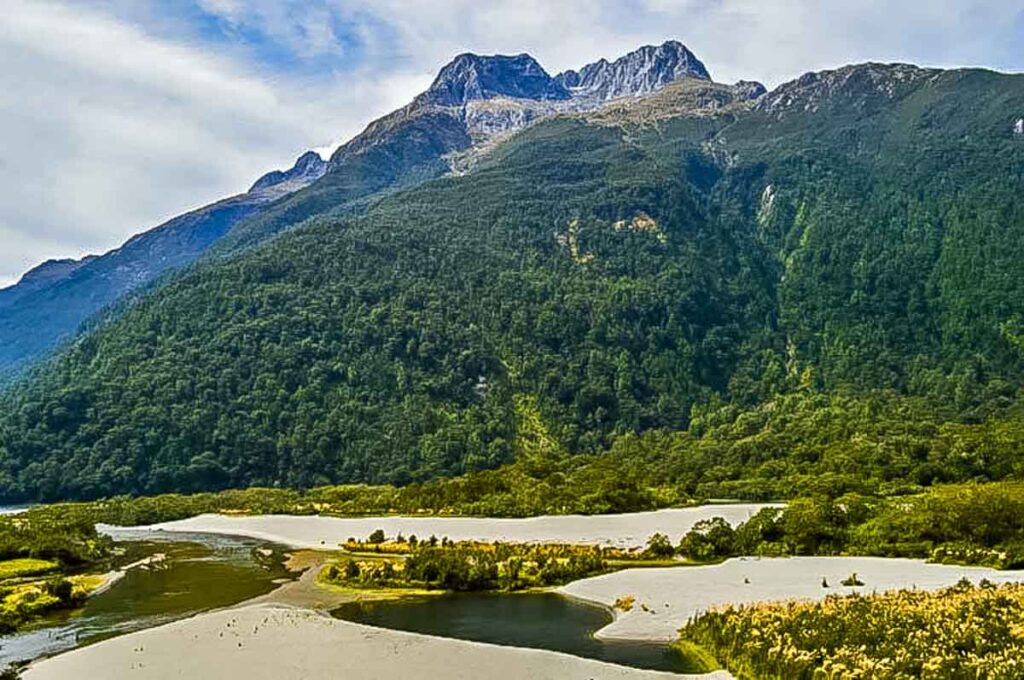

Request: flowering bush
left=680, top=580, right=1024, bottom=679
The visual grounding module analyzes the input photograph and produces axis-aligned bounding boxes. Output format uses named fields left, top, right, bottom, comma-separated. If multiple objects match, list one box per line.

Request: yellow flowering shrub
left=680, top=580, right=1024, bottom=679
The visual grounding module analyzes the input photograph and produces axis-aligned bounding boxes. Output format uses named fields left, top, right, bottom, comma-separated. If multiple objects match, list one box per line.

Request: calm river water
left=334, top=592, right=690, bottom=673
left=0, top=531, right=291, bottom=667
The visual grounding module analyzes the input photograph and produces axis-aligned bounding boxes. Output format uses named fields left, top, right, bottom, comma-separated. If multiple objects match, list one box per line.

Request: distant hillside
left=0, top=152, right=327, bottom=377
left=0, top=55, right=1022, bottom=502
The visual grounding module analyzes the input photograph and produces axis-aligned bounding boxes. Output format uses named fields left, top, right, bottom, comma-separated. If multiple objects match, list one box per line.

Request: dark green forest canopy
left=0, top=65, right=1022, bottom=502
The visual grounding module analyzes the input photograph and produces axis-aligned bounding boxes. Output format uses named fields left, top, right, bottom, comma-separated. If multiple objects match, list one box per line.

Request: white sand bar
left=24, top=604, right=727, bottom=680
left=103, top=504, right=778, bottom=550
left=560, top=556, right=1024, bottom=642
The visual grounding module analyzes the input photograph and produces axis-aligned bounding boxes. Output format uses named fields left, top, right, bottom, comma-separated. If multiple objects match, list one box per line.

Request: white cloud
left=332, top=0, right=1022, bottom=85
left=196, top=0, right=243, bottom=19
left=1, top=0, right=1021, bottom=285
left=0, top=0, right=424, bottom=285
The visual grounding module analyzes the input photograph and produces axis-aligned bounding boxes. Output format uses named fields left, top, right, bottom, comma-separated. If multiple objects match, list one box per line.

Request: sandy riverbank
left=23, top=604, right=727, bottom=680
left=559, top=556, right=1024, bottom=641
left=101, top=504, right=778, bottom=550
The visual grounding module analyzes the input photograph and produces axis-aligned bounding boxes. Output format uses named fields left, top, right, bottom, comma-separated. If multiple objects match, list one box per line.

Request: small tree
left=841, top=572, right=865, bottom=587
left=44, top=578, right=74, bottom=605
left=678, top=518, right=736, bottom=561
left=733, top=508, right=784, bottom=555
left=645, top=533, right=674, bottom=558
left=368, top=529, right=386, bottom=544
left=344, top=559, right=361, bottom=580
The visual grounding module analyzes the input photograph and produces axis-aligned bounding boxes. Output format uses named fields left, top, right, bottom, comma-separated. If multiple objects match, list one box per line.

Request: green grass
left=671, top=640, right=721, bottom=674
left=0, top=558, right=57, bottom=580
left=606, top=558, right=694, bottom=569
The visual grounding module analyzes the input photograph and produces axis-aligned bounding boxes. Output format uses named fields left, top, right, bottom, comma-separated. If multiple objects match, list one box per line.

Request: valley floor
left=23, top=549, right=1024, bottom=679
left=20, top=505, right=1024, bottom=678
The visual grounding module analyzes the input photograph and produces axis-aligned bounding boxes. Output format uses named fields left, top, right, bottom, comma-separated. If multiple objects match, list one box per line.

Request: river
left=3, top=504, right=783, bottom=673
left=0, top=531, right=291, bottom=667
left=1, top=526, right=690, bottom=674
left=334, top=593, right=692, bottom=673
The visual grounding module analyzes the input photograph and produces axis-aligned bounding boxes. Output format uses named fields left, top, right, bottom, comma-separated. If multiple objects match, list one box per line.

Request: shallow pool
left=333, top=592, right=691, bottom=673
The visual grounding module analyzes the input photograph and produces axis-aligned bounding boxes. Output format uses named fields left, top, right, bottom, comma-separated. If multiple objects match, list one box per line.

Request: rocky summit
left=555, top=40, right=711, bottom=101
left=418, top=53, right=570, bottom=107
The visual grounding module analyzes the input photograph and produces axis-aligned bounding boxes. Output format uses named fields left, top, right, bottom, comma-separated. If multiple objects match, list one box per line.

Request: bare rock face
left=403, top=41, right=722, bottom=153
left=460, top=98, right=563, bottom=140
left=418, top=53, right=570, bottom=107
left=732, top=80, right=768, bottom=101
left=555, top=41, right=711, bottom=102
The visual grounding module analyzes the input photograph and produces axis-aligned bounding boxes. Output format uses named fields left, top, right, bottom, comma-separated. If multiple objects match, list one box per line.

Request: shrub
left=644, top=533, right=674, bottom=558
left=681, top=582, right=1024, bottom=678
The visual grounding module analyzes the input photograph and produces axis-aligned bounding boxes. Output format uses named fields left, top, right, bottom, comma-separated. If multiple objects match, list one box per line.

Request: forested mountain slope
left=0, top=189, right=267, bottom=377
left=1, top=63, right=1022, bottom=502
left=0, top=43, right=708, bottom=379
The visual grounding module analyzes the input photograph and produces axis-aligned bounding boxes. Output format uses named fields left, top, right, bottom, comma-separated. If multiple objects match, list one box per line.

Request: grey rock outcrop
left=555, top=40, right=711, bottom=102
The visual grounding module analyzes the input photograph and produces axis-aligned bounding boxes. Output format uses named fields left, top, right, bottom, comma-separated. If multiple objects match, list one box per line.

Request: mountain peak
left=555, top=40, right=711, bottom=101
left=418, top=53, right=570, bottom=106
left=0, top=255, right=97, bottom=309
left=250, top=150, right=327, bottom=193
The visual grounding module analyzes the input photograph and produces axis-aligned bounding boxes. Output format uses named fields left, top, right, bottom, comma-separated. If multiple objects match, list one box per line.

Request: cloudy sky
left=1, top=0, right=1022, bottom=287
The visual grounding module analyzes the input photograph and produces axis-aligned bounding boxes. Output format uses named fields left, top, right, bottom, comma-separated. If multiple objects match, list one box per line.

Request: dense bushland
left=673, top=481, right=1024, bottom=568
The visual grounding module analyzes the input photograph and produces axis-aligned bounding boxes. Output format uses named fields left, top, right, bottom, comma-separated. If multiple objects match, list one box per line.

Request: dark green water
left=0, top=531, right=291, bottom=666
left=334, top=593, right=687, bottom=673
